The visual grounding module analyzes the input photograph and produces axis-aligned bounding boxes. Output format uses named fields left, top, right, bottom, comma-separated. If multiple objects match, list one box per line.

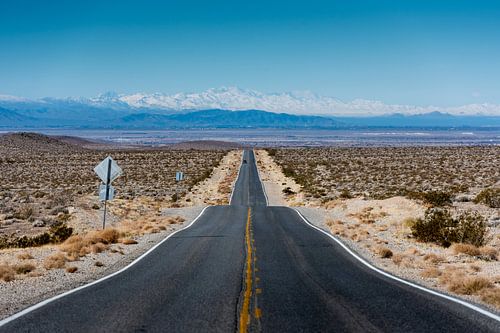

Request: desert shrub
left=423, top=253, right=445, bottom=264
left=43, top=252, right=66, bottom=270
left=1, top=221, right=73, bottom=249
left=411, top=208, right=488, bottom=247
left=266, top=148, right=277, bottom=157
left=13, top=205, right=33, bottom=220
left=391, top=253, right=405, bottom=265
left=421, top=268, right=442, bottom=278
left=447, top=276, right=492, bottom=295
left=480, top=288, right=500, bottom=307
left=411, top=208, right=454, bottom=246
left=66, top=266, right=78, bottom=273
left=408, top=191, right=452, bottom=207
left=452, top=243, right=480, bottom=256
left=15, top=263, right=36, bottom=274
left=88, top=228, right=120, bottom=244
left=479, top=246, right=498, bottom=261
left=60, top=228, right=121, bottom=259
left=49, top=222, right=73, bottom=243
left=474, top=188, right=500, bottom=208
left=282, top=187, right=296, bottom=195
left=377, top=247, right=393, bottom=258
left=282, top=166, right=296, bottom=179
left=339, top=188, right=353, bottom=199
left=453, top=211, right=488, bottom=246
left=0, top=264, right=15, bottom=282
left=16, top=252, right=34, bottom=260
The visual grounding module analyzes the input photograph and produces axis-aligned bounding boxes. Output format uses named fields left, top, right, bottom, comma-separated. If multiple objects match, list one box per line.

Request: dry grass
left=391, top=253, right=405, bottom=266
left=451, top=244, right=498, bottom=260
left=66, top=266, right=78, bottom=273
left=0, top=264, right=15, bottom=282
left=451, top=243, right=481, bottom=256
left=480, top=288, right=500, bottom=308
left=43, top=252, right=67, bottom=270
left=16, top=252, right=34, bottom=260
left=60, top=228, right=122, bottom=259
left=377, top=247, right=393, bottom=258
left=0, top=261, right=38, bottom=282
left=423, top=253, right=445, bottom=264
left=421, top=267, right=442, bottom=278
left=439, top=270, right=492, bottom=295
left=15, top=263, right=36, bottom=274
left=479, top=246, right=498, bottom=261
left=469, top=264, right=481, bottom=272
left=119, top=215, right=184, bottom=236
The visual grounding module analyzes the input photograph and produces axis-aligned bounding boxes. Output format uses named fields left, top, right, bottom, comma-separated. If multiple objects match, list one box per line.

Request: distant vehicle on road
left=243, top=159, right=247, bottom=164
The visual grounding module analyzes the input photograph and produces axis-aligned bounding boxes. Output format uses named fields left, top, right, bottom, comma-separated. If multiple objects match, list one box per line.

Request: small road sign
left=176, top=171, right=184, bottom=181
left=94, top=156, right=122, bottom=229
left=94, top=156, right=122, bottom=183
left=99, top=184, right=115, bottom=201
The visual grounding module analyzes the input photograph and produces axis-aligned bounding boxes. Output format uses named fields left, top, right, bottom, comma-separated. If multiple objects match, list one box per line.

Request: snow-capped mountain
left=93, top=87, right=500, bottom=116
left=2, top=87, right=500, bottom=116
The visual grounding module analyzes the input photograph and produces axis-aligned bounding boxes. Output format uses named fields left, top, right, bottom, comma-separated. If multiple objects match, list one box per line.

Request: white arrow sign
left=94, top=156, right=122, bottom=183
left=99, top=184, right=115, bottom=201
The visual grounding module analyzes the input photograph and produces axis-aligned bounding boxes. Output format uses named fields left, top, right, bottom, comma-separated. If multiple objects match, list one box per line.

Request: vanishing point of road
left=1, top=150, right=499, bottom=332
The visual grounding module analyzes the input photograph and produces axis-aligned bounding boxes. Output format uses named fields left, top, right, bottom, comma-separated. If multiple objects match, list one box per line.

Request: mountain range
left=0, top=87, right=499, bottom=129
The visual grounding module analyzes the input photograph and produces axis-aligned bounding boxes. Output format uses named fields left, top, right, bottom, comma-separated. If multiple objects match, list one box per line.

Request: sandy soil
left=254, top=149, right=303, bottom=206
left=256, top=149, right=500, bottom=313
left=182, top=150, right=242, bottom=206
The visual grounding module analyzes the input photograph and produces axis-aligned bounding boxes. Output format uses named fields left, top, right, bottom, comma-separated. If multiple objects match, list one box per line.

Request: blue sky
left=1, top=0, right=500, bottom=106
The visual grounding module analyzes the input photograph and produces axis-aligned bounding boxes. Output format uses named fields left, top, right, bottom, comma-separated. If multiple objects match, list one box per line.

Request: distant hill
left=337, top=111, right=500, bottom=127
left=0, top=132, right=85, bottom=153
left=121, top=109, right=343, bottom=128
left=0, top=107, right=37, bottom=126
left=0, top=103, right=498, bottom=129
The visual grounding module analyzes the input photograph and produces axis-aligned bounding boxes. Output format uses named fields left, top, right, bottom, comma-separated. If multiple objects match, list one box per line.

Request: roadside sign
left=93, top=156, right=122, bottom=229
left=176, top=171, right=184, bottom=181
left=99, top=184, right=115, bottom=201
left=94, top=156, right=122, bottom=183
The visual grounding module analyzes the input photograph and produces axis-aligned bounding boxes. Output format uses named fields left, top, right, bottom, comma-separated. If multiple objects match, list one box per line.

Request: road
left=1, top=150, right=499, bottom=332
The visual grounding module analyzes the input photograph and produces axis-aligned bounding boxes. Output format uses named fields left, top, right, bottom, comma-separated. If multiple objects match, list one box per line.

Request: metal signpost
left=94, top=156, right=122, bottom=229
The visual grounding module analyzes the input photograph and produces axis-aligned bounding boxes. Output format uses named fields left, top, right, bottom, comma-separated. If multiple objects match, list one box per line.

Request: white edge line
left=0, top=205, right=212, bottom=327
left=292, top=208, right=500, bottom=323
left=229, top=149, right=244, bottom=205
left=252, top=149, right=269, bottom=206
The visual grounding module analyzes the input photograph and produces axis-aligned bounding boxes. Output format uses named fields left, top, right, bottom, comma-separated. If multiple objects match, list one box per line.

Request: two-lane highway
left=1, top=150, right=499, bottom=332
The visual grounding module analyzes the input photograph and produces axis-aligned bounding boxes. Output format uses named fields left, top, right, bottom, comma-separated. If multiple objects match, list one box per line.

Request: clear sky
left=1, top=0, right=500, bottom=106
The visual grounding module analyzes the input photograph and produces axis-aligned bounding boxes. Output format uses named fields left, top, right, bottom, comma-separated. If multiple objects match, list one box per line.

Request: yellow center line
left=239, top=207, right=253, bottom=333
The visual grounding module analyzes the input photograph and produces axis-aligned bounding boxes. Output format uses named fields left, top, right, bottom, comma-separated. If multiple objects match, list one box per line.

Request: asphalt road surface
left=1, top=150, right=499, bottom=332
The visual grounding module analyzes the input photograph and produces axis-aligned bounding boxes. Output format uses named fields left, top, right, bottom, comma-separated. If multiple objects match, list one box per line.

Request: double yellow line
left=239, top=207, right=257, bottom=333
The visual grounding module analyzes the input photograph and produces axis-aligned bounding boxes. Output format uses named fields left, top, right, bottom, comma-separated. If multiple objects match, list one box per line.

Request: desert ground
left=0, top=133, right=240, bottom=319
left=1, top=134, right=499, bottom=317
left=256, top=147, right=500, bottom=312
